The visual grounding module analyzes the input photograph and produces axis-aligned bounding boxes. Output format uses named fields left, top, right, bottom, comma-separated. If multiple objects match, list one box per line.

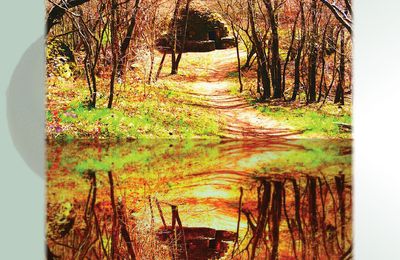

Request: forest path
left=179, top=48, right=300, bottom=139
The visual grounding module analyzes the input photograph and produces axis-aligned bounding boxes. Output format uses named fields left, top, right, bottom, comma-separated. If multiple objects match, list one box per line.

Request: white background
left=354, top=1, right=400, bottom=259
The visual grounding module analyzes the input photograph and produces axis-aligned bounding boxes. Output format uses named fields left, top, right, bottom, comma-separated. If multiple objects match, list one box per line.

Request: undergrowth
left=46, top=77, right=223, bottom=140
left=253, top=103, right=351, bottom=138
left=228, top=77, right=352, bottom=138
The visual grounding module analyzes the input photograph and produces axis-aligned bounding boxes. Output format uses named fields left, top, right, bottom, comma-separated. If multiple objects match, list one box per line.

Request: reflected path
left=46, top=139, right=352, bottom=259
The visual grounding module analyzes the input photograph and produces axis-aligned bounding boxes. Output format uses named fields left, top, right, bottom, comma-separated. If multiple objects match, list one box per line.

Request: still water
left=47, top=139, right=352, bottom=260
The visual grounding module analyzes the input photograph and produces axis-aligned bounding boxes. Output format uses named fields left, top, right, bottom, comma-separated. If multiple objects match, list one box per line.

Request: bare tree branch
left=46, top=0, right=90, bottom=34
left=320, top=0, right=352, bottom=34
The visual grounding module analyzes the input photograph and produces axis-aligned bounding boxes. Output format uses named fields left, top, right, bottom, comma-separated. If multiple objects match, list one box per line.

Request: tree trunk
left=335, top=29, right=345, bottom=105
left=308, top=0, right=318, bottom=103
left=174, top=0, right=192, bottom=75
left=283, top=11, right=299, bottom=99
left=264, top=0, right=282, bottom=98
left=73, top=13, right=104, bottom=109
left=248, top=0, right=271, bottom=101
left=242, top=45, right=256, bottom=70
left=318, top=17, right=331, bottom=102
left=170, top=0, right=183, bottom=75
left=108, top=0, right=118, bottom=109
left=155, top=52, right=167, bottom=81
left=116, top=0, right=141, bottom=80
left=231, top=22, right=244, bottom=92
left=291, top=0, right=305, bottom=102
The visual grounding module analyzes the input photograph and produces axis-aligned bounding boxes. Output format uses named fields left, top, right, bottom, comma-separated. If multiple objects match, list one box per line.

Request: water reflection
left=46, top=139, right=352, bottom=259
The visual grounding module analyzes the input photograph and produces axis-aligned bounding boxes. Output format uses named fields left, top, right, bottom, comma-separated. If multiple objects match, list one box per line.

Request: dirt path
left=183, top=49, right=299, bottom=139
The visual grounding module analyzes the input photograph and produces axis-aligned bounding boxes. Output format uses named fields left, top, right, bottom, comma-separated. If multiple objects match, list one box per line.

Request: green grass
left=254, top=104, right=352, bottom=138
left=47, top=77, right=223, bottom=140
left=226, top=71, right=352, bottom=139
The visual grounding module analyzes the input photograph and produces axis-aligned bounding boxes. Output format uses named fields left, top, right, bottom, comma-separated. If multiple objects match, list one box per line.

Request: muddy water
left=46, top=139, right=352, bottom=260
